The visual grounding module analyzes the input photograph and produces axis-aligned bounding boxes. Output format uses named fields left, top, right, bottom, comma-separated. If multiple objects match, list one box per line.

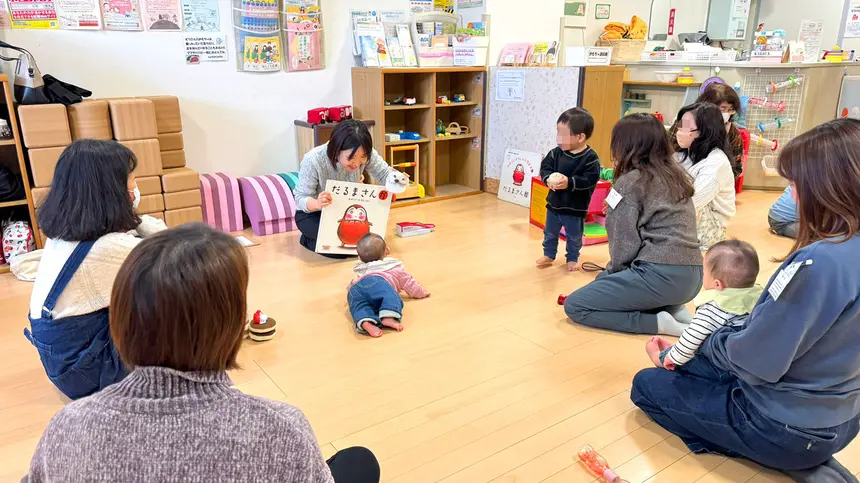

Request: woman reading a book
left=293, top=120, right=400, bottom=258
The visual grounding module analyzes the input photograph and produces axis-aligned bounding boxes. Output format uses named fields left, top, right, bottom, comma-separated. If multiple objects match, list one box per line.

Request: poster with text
left=433, top=0, right=452, bottom=13
left=846, top=4, right=860, bottom=38
left=409, top=0, right=431, bottom=14
left=102, top=0, right=142, bottom=30
left=242, top=34, right=281, bottom=72
left=185, top=33, right=227, bottom=63
left=0, top=1, right=11, bottom=28
left=10, top=0, right=59, bottom=29
left=144, top=0, right=181, bottom=30
left=181, top=0, right=217, bottom=31
left=498, top=148, right=540, bottom=208
left=56, top=0, right=101, bottom=28
left=316, top=180, right=393, bottom=256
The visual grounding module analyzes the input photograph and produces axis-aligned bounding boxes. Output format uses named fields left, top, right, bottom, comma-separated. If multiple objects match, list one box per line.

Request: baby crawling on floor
left=347, top=233, right=430, bottom=337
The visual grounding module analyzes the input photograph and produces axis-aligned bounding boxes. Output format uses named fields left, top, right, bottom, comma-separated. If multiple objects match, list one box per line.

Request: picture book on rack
left=531, top=41, right=559, bottom=65
left=285, top=4, right=323, bottom=71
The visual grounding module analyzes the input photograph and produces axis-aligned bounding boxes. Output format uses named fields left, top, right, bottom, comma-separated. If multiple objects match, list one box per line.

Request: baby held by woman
left=347, top=233, right=429, bottom=337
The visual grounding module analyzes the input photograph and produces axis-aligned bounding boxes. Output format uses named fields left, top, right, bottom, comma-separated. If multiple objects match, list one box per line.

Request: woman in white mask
left=669, top=82, right=745, bottom=179
left=26, top=140, right=166, bottom=400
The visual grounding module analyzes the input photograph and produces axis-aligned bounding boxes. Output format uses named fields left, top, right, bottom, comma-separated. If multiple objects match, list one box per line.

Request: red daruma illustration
left=337, top=204, right=372, bottom=247
left=513, top=164, right=525, bottom=186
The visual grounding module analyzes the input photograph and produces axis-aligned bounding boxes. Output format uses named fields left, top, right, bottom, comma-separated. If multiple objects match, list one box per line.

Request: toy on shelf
left=396, top=222, right=434, bottom=237
left=246, top=310, right=277, bottom=342
left=676, top=67, right=695, bottom=85
left=307, top=107, right=328, bottom=125
left=577, top=445, right=629, bottom=483
left=327, top=105, right=353, bottom=122
left=748, top=97, right=786, bottom=112
left=387, top=144, right=422, bottom=199
left=385, top=133, right=401, bottom=142
left=436, top=95, right=451, bottom=104
left=398, top=131, right=421, bottom=140
left=436, top=119, right=446, bottom=136
left=749, top=133, right=778, bottom=151
left=822, top=46, right=849, bottom=63
left=404, top=97, right=417, bottom=105
left=446, top=122, right=471, bottom=136
left=766, top=76, right=803, bottom=94
left=752, top=26, right=787, bottom=63
left=758, top=117, right=795, bottom=133
left=453, top=94, right=466, bottom=102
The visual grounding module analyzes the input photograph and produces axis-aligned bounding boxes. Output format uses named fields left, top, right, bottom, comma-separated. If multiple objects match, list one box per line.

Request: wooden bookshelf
left=352, top=67, right=487, bottom=205
left=0, top=74, right=40, bottom=275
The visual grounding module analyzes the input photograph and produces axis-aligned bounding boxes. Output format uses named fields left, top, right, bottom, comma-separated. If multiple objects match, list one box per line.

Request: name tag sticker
left=768, top=259, right=813, bottom=301
left=605, top=188, right=622, bottom=209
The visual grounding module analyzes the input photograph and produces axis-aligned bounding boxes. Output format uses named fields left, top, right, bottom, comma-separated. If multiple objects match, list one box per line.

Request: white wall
left=757, top=0, right=844, bottom=53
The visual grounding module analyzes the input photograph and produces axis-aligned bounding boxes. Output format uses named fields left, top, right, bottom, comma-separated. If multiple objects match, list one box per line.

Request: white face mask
left=132, top=185, right=141, bottom=210
left=722, top=112, right=733, bottom=123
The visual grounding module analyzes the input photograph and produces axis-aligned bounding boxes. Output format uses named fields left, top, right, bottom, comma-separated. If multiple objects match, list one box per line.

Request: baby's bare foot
left=645, top=337, right=666, bottom=368
left=361, top=321, right=383, bottom=338
left=567, top=261, right=580, bottom=272
left=380, top=317, right=404, bottom=332
left=654, top=336, right=673, bottom=352
left=536, top=256, right=553, bottom=267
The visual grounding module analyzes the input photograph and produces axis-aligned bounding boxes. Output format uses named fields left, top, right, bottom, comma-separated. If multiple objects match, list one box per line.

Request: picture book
left=498, top=148, right=540, bottom=208
left=387, top=36, right=405, bottom=66
left=355, top=21, right=389, bottom=67
left=498, top=42, right=534, bottom=65
left=359, top=35, right=380, bottom=67
left=285, top=4, right=323, bottom=71
left=350, top=9, right=378, bottom=55
left=531, top=41, right=559, bottom=65
left=243, top=34, right=281, bottom=72
left=396, top=24, right=418, bottom=66
left=316, top=180, right=393, bottom=256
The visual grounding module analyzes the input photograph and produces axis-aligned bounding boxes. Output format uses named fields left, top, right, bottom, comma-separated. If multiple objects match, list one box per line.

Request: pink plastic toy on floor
left=578, top=445, right=629, bottom=482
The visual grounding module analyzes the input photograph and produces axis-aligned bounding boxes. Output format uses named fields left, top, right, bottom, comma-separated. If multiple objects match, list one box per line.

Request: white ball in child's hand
left=548, top=173, right=566, bottom=187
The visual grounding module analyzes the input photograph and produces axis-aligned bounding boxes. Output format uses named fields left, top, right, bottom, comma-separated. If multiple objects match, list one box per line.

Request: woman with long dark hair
left=26, top=139, right=167, bottom=399
left=563, top=114, right=703, bottom=335
left=674, top=102, right=737, bottom=250
left=631, top=117, right=860, bottom=480
left=292, top=120, right=399, bottom=257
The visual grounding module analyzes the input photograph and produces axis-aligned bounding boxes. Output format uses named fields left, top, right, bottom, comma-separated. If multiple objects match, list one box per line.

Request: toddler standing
left=536, top=107, right=602, bottom=272
left=347, top=233, right=429, bottom=337
left=646, top=239, right=763, bottom=370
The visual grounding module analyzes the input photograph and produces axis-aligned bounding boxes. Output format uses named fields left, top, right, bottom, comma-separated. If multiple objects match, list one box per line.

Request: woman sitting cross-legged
left=631, top=118, right=860, bottom=481
left=26, top=223, right=380, bottom=483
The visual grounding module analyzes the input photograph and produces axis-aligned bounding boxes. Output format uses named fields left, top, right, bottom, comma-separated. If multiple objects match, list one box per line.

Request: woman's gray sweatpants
left=564, top=261, right=703, bottom=334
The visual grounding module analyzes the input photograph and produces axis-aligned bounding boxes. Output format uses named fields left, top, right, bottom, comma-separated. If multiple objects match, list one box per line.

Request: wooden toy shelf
left=351, top=67, right=486, bottom=206
left=0, top=74, right=39, bottom=275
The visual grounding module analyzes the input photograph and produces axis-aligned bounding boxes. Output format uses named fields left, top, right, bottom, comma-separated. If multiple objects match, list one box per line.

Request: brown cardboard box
left=108, top=99, right=158, bottom=141
left=31, top=187, right=50, bottom=208
left=164, top=206, right=203, bottom=227
left=18, top=105, right=72, bottom=148
left=142, top=212, right=165, bottom=221
left=136, top=175, right=162, bottom=196
left=157, top=132, right=184, bottom=151
left=161, top=149, right=186, bottom=169
left=138, top=193, right=165, bottom=213
left=140, top=96, right=182, bottom=134
left=163, top=189, right=202, bottom=210
left=121, top=139, right=162, bottom=177
left=68, top=100, right=113, bottom=140
left=29, top=146, right=66, bottom=187
left=161, top=167, right=198, bottom=192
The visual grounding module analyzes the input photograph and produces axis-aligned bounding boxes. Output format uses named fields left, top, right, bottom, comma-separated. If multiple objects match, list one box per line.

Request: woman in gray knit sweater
left=293, top=120, right=398, bottom=257
left=26, top=224, right=380, bottom=483
left=564, top=114, right=704, bottom=335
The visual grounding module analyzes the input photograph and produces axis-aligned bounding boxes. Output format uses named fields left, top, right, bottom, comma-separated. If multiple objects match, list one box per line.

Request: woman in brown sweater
left=26, top=224, right=380, bottom=483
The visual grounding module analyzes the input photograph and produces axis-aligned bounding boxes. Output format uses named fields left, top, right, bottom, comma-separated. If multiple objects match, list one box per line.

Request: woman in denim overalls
left=25, top=140, right=167, bottom=399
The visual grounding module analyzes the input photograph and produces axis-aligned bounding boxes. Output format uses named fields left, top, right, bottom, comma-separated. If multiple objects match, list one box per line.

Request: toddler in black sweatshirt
left=536, top=107, right=602, bottom=272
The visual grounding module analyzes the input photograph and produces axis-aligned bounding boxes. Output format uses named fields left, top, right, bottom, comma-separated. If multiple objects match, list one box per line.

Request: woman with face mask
left=669, top=83, right=745, bottom=179
left=26, top=140, right=166, bottom=400
left=673, top=103, right=737, bottom=250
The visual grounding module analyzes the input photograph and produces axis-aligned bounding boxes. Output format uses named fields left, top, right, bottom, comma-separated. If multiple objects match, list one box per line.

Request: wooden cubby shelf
left=352, top=67, right=487, bottom=207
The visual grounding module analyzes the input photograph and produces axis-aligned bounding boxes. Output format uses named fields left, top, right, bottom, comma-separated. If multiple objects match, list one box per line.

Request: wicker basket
left=596, top=39, right=646, bottom=64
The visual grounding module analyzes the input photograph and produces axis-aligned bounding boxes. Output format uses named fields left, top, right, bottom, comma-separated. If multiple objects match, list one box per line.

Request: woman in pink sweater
left=348, top=233, right=429, bottom=337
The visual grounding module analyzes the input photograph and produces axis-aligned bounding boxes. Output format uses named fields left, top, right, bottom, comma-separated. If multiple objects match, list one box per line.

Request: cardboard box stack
left=18, top=97, right=203, bottom=232
left=139, top=96, right=203, bottom=228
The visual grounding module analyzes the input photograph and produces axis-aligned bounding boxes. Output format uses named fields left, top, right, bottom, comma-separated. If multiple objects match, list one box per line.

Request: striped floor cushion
left=278, top=172, right=299, bottom=192
left=199, top=172, right=244, bottom=233
left=238, top=174, right=297, bottom=236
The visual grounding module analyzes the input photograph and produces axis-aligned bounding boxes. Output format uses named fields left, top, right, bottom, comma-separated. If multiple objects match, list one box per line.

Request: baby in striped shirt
left=646, top=240, right=763, bottom=370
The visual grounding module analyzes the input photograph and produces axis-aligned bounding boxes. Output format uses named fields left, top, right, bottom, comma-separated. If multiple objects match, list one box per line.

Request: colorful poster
left=0, top=1, right=12, bottom=28
left=143, top=0, right=181, bottom=30
left=285, top=3, right=323, bottom=71
left=799, top=19, right=823, bottom=62
left=433, top=0, right=452, bottom=13
left=498, top=148, right=540, bottom=207
left=102, top=0, right=143, bottom=30
left=316, top=180, right=393, bottom=256
left=56, top=0, right=101, bottom=28
left=846, top=4, right=860, bottom=38
left=181, top=0, right=218, bottom=31
left=185, top=33, right=228, bottom=63
left=242, top=34, right=280, bottom=72
left=9, top=0, right=59, bottom=29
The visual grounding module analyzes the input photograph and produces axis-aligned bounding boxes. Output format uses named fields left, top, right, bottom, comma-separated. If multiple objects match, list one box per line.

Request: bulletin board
left=485, top=66, right=582, bottom=182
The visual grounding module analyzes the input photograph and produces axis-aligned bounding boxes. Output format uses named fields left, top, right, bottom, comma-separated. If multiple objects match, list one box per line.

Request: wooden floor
left=2, top=191, right=859, bottom=482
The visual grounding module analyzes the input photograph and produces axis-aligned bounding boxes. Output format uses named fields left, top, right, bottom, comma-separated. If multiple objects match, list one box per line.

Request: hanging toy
left=577, top=445, right=630, bottom=482
left=758, top=117, right=795, bottom=133
left=766, top=76, right=803, bottom=94
left=749, top=133, right=779, bottom=151
left=747, top=97, right=786, bottom=113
